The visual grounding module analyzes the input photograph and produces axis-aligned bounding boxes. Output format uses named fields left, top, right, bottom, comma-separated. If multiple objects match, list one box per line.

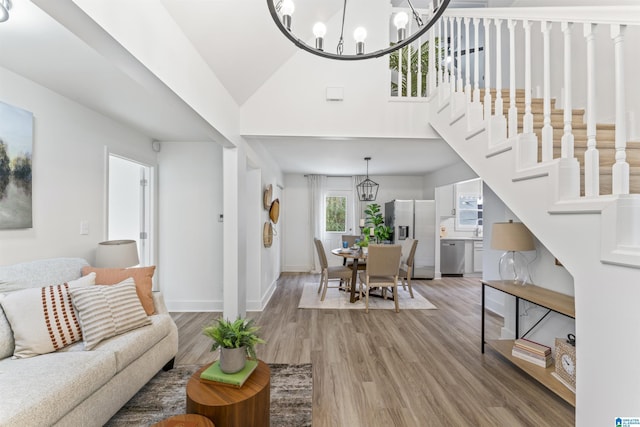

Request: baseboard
left=166, top=299, right=222, bottom=312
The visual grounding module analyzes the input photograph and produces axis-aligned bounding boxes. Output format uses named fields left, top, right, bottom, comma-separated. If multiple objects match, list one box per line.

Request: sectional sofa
left=0, top=257, right=179, bottom=426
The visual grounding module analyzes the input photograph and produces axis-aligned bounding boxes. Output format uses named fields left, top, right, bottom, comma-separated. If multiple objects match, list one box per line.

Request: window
left=325, top=196, right=346, bottom=232
left=454, top=178, right=483, bottom=231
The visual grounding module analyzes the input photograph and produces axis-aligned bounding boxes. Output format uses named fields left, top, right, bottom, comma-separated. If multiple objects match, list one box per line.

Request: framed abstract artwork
left=0, top=101, right=33, bottom=229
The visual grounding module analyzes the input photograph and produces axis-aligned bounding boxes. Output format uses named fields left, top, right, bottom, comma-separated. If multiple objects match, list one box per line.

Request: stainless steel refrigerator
left=384, top=200, right=436, bottom=279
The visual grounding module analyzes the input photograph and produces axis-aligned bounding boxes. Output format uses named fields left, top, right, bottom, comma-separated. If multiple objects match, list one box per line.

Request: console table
left=481, top=280, right=576, bottom=407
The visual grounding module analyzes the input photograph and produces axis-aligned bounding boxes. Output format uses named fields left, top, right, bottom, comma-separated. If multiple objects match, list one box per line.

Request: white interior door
left=108, top=155, right=153, bottom=266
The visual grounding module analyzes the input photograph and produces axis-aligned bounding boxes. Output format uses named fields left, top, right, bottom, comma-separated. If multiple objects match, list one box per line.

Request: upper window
left=325, top=196, right=346, bottom=232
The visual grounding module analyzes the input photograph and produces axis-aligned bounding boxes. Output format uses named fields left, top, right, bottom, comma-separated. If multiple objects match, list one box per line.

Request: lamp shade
left=491, top=221, right=535, bottom=252
left=95, top=240, right=139, bottom=268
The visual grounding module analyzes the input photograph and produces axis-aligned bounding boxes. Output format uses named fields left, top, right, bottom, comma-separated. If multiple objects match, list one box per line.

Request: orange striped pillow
left=81, top=266, right=156, bottom=315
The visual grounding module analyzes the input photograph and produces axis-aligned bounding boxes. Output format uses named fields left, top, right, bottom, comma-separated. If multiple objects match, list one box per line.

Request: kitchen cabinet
left=436, top=184, right=455, bottom=218
left=473, top=241, right=483, bottom=272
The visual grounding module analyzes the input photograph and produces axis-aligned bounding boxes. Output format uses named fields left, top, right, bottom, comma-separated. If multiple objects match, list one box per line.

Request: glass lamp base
left=499, top=251, right=530, bottom=285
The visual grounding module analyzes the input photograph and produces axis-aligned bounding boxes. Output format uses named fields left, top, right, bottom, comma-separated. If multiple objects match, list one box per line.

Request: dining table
left=331, top=247, right=366, bottom=303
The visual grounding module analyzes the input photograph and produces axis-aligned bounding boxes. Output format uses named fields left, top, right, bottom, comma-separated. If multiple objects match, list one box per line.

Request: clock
left=554, top=335, right=576, bottom=390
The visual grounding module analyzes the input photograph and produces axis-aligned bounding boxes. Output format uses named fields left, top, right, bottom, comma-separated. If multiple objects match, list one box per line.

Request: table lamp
left=95, top=239, right=140, bottom=268
left=491, top=220, right=535, bottom=285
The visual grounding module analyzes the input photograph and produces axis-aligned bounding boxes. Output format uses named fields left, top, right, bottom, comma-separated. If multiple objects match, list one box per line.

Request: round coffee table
left=186, top=360, right=270, bottom=427
left=151, top=413, right=215, bottom=426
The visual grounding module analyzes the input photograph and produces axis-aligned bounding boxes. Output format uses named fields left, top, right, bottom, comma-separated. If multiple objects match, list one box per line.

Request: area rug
left=298, top=282, right=437, bottom=310
left=105, top=363, right=312, bottom=426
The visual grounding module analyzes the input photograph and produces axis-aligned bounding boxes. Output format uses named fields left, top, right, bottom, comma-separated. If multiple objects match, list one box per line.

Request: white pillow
left=69, top=278, right=151, bottom=350
left=0, top=273, right=96, bottom=358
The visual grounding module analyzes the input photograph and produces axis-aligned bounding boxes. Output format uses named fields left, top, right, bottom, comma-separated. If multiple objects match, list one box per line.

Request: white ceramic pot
left=219, top=346, right=247, bottom=373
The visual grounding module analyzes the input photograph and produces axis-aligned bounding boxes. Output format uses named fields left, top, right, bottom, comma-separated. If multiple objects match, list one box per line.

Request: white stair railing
left=427, top=6, right=640, bottom=200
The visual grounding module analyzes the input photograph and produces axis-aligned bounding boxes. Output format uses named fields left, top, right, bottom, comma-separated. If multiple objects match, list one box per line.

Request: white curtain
left=352, top=175, right=365, bottom=236
left=308, top=175, right=326, bottom=273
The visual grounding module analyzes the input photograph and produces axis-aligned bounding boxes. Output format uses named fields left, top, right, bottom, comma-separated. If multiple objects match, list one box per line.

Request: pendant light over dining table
left=267, top=0, right=451, bottom=61
left=357, top=157, right=379, bottom=202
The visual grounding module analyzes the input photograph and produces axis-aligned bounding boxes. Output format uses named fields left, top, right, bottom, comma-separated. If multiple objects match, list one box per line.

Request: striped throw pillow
left=0, top=273, right=96, bottom=358
left=69, top=278, right=151, bottom=350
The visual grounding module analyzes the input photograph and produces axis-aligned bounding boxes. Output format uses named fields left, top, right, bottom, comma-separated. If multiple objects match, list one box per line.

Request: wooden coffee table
left=151, top=413, right=215, bottom=426
left=186, top=360, right=270, bottom=427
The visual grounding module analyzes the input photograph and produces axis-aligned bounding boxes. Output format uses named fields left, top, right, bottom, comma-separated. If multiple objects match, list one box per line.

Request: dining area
left=309, top=235, right=421, bottom=313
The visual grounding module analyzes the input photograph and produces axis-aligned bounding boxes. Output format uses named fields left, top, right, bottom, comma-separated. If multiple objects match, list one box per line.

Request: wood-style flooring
left=171, top=273, right=575, bottom=427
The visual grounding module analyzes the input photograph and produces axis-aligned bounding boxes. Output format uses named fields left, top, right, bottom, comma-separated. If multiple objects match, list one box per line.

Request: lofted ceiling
left=0, top=0, right=482, bottom=176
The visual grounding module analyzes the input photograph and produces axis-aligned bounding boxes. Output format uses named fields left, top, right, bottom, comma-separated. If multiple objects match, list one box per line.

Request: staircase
left=419, top=5, right=640, bottom=426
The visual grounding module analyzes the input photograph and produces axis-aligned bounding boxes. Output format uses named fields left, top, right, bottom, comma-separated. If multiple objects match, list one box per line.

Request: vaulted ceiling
left=0, top=0, right=490, bottom=176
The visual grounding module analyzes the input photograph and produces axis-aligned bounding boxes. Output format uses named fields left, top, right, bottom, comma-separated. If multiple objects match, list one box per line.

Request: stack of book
left=511, top=338, right=552, bottom=367
left=199, top=359, right=259, bottom=388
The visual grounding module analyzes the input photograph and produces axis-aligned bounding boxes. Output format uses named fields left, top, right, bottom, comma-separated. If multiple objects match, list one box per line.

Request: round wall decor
left=269, top=198, right=280, bottom=224
left=263, top=222, right=273, bottom=247
left=263, top=184, right=272, bottom=210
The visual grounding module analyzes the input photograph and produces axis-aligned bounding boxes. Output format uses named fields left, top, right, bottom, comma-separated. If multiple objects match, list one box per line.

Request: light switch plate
left=80, top=220, right=89, bottom=235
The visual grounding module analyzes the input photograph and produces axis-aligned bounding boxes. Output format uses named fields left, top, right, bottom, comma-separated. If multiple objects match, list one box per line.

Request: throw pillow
left=81, top=265, right=156, bottom=315
left=69, top=278, right=151, bottom=350
left=0, top=273, right=96, bottom=358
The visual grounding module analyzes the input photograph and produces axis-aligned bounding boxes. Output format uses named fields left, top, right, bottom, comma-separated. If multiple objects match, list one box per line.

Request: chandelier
left=0, top=0, right=11, bottom=22
left=267, top=0, right=451, bottom=61
left=357, top=157, right=379, bottom=202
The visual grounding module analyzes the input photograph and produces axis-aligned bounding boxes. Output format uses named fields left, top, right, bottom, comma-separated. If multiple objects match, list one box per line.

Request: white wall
left=423, top=160, right=478, bottom=199
left=158, top=141, right=223, bottom=310
left=282, top=173, right=427, bottom=272
left=0, top=66, right=156, bottom=265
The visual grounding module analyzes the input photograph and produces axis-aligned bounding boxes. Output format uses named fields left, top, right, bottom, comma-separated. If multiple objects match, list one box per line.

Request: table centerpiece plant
left=203, top=317, right=265, bottom=374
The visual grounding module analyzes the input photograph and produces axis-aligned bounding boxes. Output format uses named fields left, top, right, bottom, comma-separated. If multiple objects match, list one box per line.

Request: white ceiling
left=0, top=0, right=470, bottom=177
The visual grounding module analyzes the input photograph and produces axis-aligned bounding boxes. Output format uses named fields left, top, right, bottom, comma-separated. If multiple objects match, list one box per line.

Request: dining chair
left=399, top=238, right=418, bottom=298
left=341, top=234, right=366, bottom=270
left=314, top=238, right=353, bottom=301
left=358, top=244, right=402, bottom=313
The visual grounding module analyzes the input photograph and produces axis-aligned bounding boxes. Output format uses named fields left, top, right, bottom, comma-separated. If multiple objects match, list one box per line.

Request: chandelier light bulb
left=393, top=12, right=409, bottom=30
left=353, top=27, right=367, bottom=43
left=313, top=22, right=327, bottom=38
left=281, top=0, right=295, bottom=15
left=313, top=22, right=326, bottom=50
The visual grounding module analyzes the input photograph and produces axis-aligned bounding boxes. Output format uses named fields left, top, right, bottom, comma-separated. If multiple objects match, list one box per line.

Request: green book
left=199, top=359, right=258, bottom=388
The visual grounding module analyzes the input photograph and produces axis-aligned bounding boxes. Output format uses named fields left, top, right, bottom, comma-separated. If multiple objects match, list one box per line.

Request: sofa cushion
left=81, top=265, right=156, bottom=315
left=83, top=314, right=176, bottom=372
left=0, top=349, right=116, bottom=427
left=0, top=257, right=89, bottom=293
left=0, top=273, right=96, bottom=359
left=69, top=279, right=151, bottom=350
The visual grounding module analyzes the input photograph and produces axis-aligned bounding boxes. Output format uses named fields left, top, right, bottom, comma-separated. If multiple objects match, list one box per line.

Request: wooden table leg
left=349, top=258, right=359, bottom=303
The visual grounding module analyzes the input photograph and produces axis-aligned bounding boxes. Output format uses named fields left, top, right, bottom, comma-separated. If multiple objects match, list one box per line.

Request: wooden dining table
left=331, top=247, right=366, bottom=303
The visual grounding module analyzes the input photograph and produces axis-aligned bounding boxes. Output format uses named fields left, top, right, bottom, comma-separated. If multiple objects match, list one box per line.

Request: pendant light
left=357, top=157, right=379, bottom=202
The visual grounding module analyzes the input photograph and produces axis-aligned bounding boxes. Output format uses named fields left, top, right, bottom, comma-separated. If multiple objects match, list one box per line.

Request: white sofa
left=0, top=258, right=179, bottom=427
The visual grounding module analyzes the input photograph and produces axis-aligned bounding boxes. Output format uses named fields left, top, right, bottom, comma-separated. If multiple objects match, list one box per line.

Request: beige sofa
left=0, top=258, right=179, bottom=427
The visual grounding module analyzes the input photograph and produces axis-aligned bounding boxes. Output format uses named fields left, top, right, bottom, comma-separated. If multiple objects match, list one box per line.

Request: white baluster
left=517, top=19, right=538, bottom=168
left=483, top=18, right=492, bottom=125
left=464, top=17, right=472, bottom=103
left=440, top=16, right=451, bottom=105
left=491, top=18, right=507, bottom=144
left=611, top=24, right=629, bottom=195
left=417, top=35, right=423, bottom=97
left=541, top=21, right=554, bottom=162
left=397, top=30, right=403, bottom=97
left=508, top=19, right=518, bottom=139
left=473, top=18, right=481, bottom=105
left=439, top=18, right=444, bottom=88
left=428, top=13, right=436, bottom=97
left=584, top=23, right=599, bottom=197
left=558, top=22, right=580, bottom=200
left=467, top=18, right=483, bottom=130
left=457, top=17, right=463, bottom=95
left=561, top=22, right=575, bottom=159
left=450, top=17, right=456, bottom=102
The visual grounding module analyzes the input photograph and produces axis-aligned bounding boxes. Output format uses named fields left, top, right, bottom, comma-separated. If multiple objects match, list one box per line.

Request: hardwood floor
left=171, top=273, right=575, bottom=427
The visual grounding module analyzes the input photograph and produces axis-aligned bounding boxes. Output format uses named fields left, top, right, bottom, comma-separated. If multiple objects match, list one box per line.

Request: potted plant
left=203, top=317, right=265, bottom=374
left=364, top=203, right=393, bottom=244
